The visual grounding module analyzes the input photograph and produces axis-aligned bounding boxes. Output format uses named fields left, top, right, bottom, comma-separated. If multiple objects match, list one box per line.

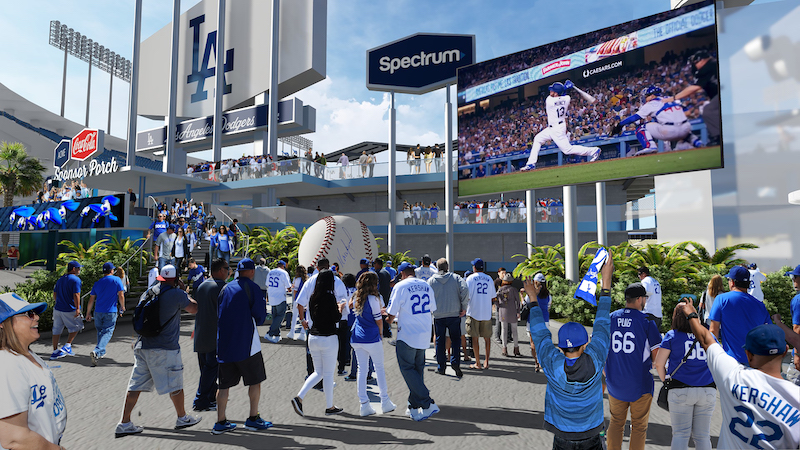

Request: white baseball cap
left=157, top=265, right=177, bottom=281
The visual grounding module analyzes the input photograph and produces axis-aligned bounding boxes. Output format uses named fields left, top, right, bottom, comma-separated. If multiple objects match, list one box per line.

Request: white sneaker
left=175, top=414, right=202, bottom=430
left=381, top=399, right=397, bottom=414
left=115, top=422, right=144, bottom=438
left=264, top=335, right=280, bottom=344
left=589, top=147, right=601, bottom=162
left=419, top=403, right=440, bottom=421
left=360, top=402, right=376, bottom=417
left=296, top=330, right=307, bottom=341
left=520, top=164, right=536, bottom=172
left=286, top=331, right=295, bottom=340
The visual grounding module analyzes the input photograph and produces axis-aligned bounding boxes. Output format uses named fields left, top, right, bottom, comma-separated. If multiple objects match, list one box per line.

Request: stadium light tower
left=49, top=20, right=132, bottom=133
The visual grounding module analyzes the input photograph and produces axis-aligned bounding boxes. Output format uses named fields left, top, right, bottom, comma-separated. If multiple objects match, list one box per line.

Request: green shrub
left=762, top=266, right=795, bottom=322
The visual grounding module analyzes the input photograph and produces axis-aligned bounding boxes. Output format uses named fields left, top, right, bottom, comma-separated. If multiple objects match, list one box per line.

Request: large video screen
left=0, top=194, right=126, bottom=232
left=456, top=0, right=722, bottom=197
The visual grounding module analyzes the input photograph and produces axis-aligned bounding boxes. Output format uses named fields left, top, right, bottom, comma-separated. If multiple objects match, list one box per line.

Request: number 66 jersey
left=707, top=343, right=800, bottom=450
left=387, top=277, right=437, bottom=350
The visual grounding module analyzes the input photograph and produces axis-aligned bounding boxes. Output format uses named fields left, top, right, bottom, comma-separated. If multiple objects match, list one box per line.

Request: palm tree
left=0, top=142, right=46, bottom=251
left=684, top=241, right=758, bottom=270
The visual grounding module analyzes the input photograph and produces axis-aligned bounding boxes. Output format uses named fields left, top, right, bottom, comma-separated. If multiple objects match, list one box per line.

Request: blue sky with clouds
left=3, top=0, right=792, bottom=159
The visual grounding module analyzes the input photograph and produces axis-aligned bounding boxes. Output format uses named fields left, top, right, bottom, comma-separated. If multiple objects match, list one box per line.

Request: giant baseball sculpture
left=298, top=215, right=378, bottom=276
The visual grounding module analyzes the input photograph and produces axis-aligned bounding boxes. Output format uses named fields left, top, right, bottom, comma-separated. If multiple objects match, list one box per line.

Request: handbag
left=657, top=338, right=698, bottom=411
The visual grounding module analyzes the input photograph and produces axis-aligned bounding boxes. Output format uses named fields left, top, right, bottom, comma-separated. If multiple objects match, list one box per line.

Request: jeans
left=668, top=387, right=716, bottom=450
left=93, top=312, right=117, bottom=357
left=434, top=316, right=461, bottom=372
left=298, top=335, right=339, bottom=408
left=352, top=341, right=389, bottom=404
left=219, top=250, right=230, bottom=264
left=552, top=434, right=604, bottom=450
left=8, top=257, right=17, bottom=271
left=395, top=339, right=433, bottom=409
left=268, top=302, right=287, bottom=337
left=157, top=257, right=175, bottom=271
left=194, top=351, right=218, bottom=410
left=608, top=393, right=652, bottom=450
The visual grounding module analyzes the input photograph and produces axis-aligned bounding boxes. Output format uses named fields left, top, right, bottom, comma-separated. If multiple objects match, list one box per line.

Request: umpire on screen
left=667, top=49, right=720, bottom=146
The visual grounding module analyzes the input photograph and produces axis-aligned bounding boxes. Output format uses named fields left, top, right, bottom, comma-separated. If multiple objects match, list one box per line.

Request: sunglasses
left=18, top=310, right=38, bottom=319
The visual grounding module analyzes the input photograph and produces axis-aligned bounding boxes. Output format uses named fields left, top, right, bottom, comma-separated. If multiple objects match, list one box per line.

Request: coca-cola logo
left=71, top=129, right=99, bottom=161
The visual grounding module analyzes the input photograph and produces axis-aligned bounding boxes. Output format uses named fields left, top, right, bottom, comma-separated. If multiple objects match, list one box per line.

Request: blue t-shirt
left=216, top=233, right=231, bottom=253
left=351, top=295, right=382, bottom=344
left=187, top=265, right=206, bottom=292
left=54, top=274, right=81, bottom=312
left=605, top=308, right=662, bottom=402
left=537, top=294, right=551, bottom=323
left=708, top=290, right=771, bottom=365
left=149, top=221, right=168, bottom=240
left=660, top=330, right=714, bottom=387
left=89, top=275, right=125, bottom=313
left=791, top=293, right=800, bottom=327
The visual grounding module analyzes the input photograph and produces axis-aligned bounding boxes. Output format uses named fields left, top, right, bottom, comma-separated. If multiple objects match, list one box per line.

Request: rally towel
left=574, top=247, right=609, bottom=306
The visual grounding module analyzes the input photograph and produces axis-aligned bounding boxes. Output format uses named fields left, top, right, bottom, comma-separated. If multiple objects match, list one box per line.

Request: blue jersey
left=661, top=330, right=714, bottom=387
left=187, top=265, right=206, bottom=292
left=605, top=308, right=662, bottom=402
left=791, top=293, right=800, bottom=327
left=54, top=274, right=81, bottom=312
left=708, top=290, right=771, bottom=365
left=89, top=275, right=124, bottom=313
left=149, top=221, right=168, bottom=240
left=217, top=278, right=267, bottom=363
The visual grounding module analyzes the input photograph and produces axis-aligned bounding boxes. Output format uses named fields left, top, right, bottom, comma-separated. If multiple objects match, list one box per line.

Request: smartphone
left=680, top=294, right=696, bottom=303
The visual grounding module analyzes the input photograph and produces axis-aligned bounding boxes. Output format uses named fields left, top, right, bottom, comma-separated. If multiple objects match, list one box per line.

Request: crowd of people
left=400, top=198, right=568, bottom=224
left=36, top=180, right=94, bottom=203
left=458, top=45, right=714, bottom=169
left=2, top=243, right=799, bottom=448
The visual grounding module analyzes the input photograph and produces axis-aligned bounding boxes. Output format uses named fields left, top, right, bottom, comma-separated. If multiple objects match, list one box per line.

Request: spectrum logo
left=379, top=50, right=463, bottom=74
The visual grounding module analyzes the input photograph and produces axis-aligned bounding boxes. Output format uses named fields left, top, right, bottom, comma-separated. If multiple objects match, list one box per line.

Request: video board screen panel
left=456, top=0, right=722, bottom=197
left=1, top=194, right=126, bottom=232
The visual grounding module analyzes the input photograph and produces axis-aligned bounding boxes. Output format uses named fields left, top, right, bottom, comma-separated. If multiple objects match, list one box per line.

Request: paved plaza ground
left=31, top=313, right=732, bottom=450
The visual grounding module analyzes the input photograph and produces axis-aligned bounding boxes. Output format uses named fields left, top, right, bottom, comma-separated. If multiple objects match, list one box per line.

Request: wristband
left=686, top=312, right=699, bottom=320
left=599, top=289, right=611, bottom=297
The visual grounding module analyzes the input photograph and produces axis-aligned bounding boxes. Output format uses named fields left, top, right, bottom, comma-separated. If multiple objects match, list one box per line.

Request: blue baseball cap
left=360, top=258, right=370, bottom=265
left=558, top=322, right=589, bottom=349
left=785, top=264, right=800, bottom=277
left=397, top=261, right=416, bottom=273
left=471, top=258, right=485, bottom=270
left=67, top=260, right=82, bottom=271
left=743, top=324, right=786, bottom=356
left=276, top=259, right=286, bottom=267
left=237, top=258, right=255, bottom=271
left=102, top=262, right=115, bottom=273
left=725, top=266, right=750, bottom=283
left=0, top=292, right=47, bottom=323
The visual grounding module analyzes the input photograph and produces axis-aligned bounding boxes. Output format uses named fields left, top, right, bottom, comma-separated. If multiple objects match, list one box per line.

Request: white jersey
left=748, top=270, right=767, bottom=302
left=707, top=343, right=800, bottom=450
left=295, top=271, right=348, bottom=328
left=545, top=95, right=571, bottom=127
left=387, top=277, right=437, bottom=349
left=266, top=267, right=292, bottom=306
left=637, top=99, right=688, bottom=125
left=415, top=265, right=437, bottom=282
left=641, top=276, right=663, bottom=318
left=466, top=272, right=497, bottom=321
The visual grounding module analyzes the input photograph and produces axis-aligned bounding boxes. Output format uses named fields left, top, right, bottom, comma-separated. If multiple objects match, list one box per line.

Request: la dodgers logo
left=30, top=384, right=47, bottom=409
left=187, top=14, right=235, bottom=103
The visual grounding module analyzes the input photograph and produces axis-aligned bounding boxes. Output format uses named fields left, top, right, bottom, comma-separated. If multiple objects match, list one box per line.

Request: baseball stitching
left=360, top=221, right=373, bottom=260
left=313, top=216, right=336, bottom=266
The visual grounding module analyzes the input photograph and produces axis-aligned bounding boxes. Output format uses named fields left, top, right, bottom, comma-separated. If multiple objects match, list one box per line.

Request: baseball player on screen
left=521, top=81, right=601, bottom=171
left=611, top=85, right=701, bottom=156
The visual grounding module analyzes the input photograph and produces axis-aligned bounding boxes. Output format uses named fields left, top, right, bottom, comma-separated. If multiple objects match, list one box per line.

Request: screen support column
left=445, top=84, right=454, bottom=265
left=388, top=91, right=397, bottom=254
left=564, top=185, right=578, bottom=282
left=596, top=181, right=607, bottom=246
left=526, top=189, right=536, bottom=256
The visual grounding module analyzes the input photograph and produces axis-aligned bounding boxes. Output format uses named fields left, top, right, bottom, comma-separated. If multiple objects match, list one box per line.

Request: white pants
left=525, top=123, right=597, bottom=166
left=668, top=387, right=716, bottom=450
left=352, top=341, right=390, bottom=404
left=500, top=322, right=519, bottom=349
left=298, top=335, right=339, bottom=408
left=640, top=121, right=693, bottom=152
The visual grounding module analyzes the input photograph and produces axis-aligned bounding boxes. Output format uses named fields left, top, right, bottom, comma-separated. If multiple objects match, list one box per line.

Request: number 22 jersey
left=707, top=343, right=800, bottom=450
left=387, top=277, right=437, bottom=349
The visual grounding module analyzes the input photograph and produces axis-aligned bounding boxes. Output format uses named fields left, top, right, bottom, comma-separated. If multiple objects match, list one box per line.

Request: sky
left=0, top=0, right=796, bottom=161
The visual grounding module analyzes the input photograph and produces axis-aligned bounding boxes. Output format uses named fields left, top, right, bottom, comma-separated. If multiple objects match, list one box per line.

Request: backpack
left=133, top=285, right=173, bottom=337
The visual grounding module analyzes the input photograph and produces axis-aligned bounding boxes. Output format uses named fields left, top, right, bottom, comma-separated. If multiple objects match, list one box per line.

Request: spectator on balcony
left=368, top=152, right=376, bottom=177
left=230, top=160, right=240, bottom=182
left=338, top=153, right=349, bottom=179
left=424, top=147, right=434, bottom=173
left=358, top=151, right=368, bottom=178
left=429, top=203, right=439, bottom=225
left=220, top=160, right=230, bottom=182
left=408, top=146, right=417, bottom=173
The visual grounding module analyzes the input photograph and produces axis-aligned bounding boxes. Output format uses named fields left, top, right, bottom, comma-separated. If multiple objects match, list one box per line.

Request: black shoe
left=435, top=369, right=446, bottom=375
left=313, top=382, right=323, bottom=391
left=325, top=406, right=344, bottom=416
left=337, top=369, right=347, bottom=375
left=454, top=366, right=463, bottom=378
left=366, top=375, right=375, bottom=381
left=344, top=375, right=357, bottom=382
left=291, top=396, right=304, bottom=417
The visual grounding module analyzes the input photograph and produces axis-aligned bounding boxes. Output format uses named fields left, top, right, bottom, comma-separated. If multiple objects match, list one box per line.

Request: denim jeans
left=268, top=302, right=287, bottom=337
left=434, top=316, right=461, bottom=372
left=395, top=339, right=433, bottom=409
left=552, top=434, right=604, bottom=450
left=157, top=257, right=175, bottom=271
left=194, top=351, right=218, bottom=410
left=93, top=312, right=118, bottom=357
left=668, top=387, right=716, bottom=450
left=219, top=250, right=230, bottom=264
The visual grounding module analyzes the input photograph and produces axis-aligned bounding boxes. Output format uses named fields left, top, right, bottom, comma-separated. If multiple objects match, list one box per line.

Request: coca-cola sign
left=71, top=129, right=103, bottom=161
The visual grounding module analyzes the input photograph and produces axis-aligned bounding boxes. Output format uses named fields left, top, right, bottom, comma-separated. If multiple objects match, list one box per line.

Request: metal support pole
left=125, top=0, right=143, bottom=167
left=164, top=0, right=181, bottom=173
left=212, top=0, right=226, bottom=162
left=563, top=185, right=578, bottom=282
left=388, top=91, right=397, bottom=254
left=267, top=0, right=280, bottom=160
left=444, top=84, right=454, bottom=265
left=60, top=45, right=68, bottom=117
left=107, top=59, right=114, bottom=134
left=85, top=52, right=92, bottom=127
left=526, top=189, right=536, bottom=256
left=596, top=181, right=607, bottom=246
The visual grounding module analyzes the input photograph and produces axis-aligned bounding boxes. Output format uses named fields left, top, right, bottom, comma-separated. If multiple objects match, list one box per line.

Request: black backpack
left=133, top=285, right=174, bottom=337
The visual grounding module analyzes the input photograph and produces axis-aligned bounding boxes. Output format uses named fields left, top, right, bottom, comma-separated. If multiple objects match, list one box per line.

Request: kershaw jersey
left=415, top=265, right=437, bottom=282
left=466, top=272, right=497, bottom=321
left=386, top=277, right=437, bottom=350
left=636, top=99, right=688, bottom=125
left=707, top=343, right=800, bottom=450
left=545, top=95, right=571, bottom=127
left=640, top=276, right=663, bottom=318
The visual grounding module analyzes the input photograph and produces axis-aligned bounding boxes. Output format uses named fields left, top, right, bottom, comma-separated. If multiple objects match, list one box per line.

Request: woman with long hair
left=698, top=274, right=724, bottom=324
left=174, top=227, right=187, bottom=275
left=496, top=273, right=522, bottom=357
left=215, top=225, right=233, bottom=263
left=114, top=267, right=130, bottom=293
left=0, top=294, right=67, bottom=448
left=654, top=304, right=716, bottom=450
left=349, top=272, right=396, bottom=416
left=287, top=265, right=308, bottom=341
left=291, top=270, right=345, bottom=417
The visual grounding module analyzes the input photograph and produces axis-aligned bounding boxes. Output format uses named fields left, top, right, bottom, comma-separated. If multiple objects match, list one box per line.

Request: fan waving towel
left=574, top=247, right=609, bottom=306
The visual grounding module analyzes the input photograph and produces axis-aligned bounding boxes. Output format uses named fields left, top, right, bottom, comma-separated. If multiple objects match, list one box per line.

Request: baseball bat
left=573, top=85, right=597, bottom=104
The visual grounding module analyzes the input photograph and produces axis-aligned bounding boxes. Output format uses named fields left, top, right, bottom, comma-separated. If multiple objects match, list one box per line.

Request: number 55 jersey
left=707, top=343, right=800, bottom=450
left=387, top=277, right=437, bottom=349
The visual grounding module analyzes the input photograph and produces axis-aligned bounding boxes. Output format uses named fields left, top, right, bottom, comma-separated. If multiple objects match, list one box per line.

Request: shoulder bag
left=657, top=339, right=698, bottom=411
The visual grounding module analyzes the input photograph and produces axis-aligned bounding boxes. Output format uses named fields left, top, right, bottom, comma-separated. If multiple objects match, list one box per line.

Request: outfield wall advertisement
left=456, top=0, right=723, bottom=197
